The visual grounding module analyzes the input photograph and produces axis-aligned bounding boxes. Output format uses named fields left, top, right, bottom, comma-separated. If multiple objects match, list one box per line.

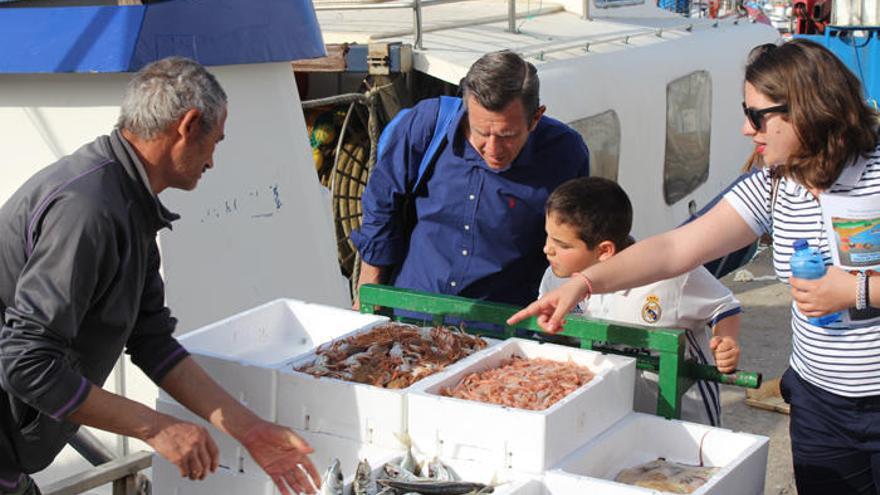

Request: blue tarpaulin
left=797, top=27, right=880, bottom=108
left=0, top=0, right=326, bottom=73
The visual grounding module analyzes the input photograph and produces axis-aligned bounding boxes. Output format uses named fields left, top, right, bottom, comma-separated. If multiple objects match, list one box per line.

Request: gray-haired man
left=0, top=57, right=319, bottom=495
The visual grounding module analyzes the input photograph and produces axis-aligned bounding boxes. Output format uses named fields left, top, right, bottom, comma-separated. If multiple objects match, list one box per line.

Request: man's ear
left=176, top=108, right=202, bottom=141
left=596, top=240, right=617, bottom=262
left=529, top=105, right=546, bottom=131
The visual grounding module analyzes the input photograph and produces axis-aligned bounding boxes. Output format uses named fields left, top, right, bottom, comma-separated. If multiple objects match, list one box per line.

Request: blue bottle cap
left=793, top=239, right=809, bottom=250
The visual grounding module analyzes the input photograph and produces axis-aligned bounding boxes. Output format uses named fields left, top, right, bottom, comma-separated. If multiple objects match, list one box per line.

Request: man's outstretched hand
left=144, top=414, right=219, bottom=481
left=239, top=420, right=321, bottom=495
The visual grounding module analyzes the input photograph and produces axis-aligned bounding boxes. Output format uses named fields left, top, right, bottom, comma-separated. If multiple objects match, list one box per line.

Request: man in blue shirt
left=351, top=50, right=590, bottom=307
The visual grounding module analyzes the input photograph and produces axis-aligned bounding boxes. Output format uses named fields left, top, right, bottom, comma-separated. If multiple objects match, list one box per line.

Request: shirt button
left=464, top=225, right=470, bottom=230
left=450, top=281, right=457, bottom=287
left=462, top=250, right=468, bottom=256
left=468, top=194, right=475, bottom=200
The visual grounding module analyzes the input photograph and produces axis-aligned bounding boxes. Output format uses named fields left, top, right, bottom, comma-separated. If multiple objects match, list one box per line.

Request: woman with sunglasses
left=509, top=38, right=880, bottom=494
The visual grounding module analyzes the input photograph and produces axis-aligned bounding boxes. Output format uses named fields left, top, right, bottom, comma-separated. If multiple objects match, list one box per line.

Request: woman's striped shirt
left=724, top=147, right=880, bottom=397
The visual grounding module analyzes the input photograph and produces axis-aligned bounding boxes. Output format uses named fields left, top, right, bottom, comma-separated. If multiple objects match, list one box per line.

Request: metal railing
left=313, top=0, right=746, bottom=54
left=314, top=0, right=533, bottom=48
left=520, top=16, right=746, bottom=59
left=42, top=452, right=152, bottom=495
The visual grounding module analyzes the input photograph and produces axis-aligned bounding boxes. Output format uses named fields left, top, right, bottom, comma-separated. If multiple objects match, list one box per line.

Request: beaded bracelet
left=572, top=271, right=594, bottom=297
left=857, top=271, right=868, bottom=311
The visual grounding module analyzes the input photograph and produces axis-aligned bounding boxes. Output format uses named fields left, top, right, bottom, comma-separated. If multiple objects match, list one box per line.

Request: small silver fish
left=319, top=458, right=343, bottom=495
left=352, top=458, right=376, bottom=495
left=377, top=479, right=492, bottom=495
left=427, top=457, right=457, bottom=482
left=382, top=462, right=419, bottom=482
left=400, top=446, right=418, bottom=475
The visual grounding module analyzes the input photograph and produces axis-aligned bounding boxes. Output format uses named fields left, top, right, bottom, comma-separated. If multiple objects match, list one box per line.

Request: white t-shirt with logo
left=539, top=265, right=741, bottom=426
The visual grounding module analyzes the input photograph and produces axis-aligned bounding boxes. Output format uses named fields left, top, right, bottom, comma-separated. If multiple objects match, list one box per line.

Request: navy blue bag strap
left=375, top=96, right=462, bottom=193
left=414, top=96, right=462, bottom=191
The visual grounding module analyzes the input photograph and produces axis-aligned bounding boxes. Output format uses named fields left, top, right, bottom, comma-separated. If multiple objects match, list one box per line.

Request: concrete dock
left=721, top=247, right=796, bottom=495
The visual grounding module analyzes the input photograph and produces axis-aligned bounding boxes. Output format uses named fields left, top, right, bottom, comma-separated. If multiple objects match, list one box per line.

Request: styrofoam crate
left=550, top=412, right=769, bottom=495
left=157, top=398, right=253, bottom=476
left=170, top=299, right=388, bottom=418
left=153, top=456, right=276, bottom=495
left=155, top=398, right=401, bottom=482
left=406, top=338, right=636, bottom=473
left=276, top=324, right=497, bottom=449
left=180, top=299, right=387, bottom=366
left=154, top=398, right=402, bottom=494
left=506, top=477, right=649, bottom=495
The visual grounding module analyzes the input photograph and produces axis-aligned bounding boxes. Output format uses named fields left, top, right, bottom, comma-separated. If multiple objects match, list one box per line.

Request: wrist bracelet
left=857, top=271, right=868, bottom=310
left=867, top=273, right=872, bottom=309
left=572, top=271, right=594, bottom=297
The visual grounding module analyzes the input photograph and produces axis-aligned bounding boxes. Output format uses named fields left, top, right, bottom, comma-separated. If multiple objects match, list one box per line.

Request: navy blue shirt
left=351, top=97, right=589, bottom=307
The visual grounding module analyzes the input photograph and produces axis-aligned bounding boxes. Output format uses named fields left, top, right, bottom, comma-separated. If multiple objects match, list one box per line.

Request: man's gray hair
left=118, top=57, right=227, bottom=140
left=461, top=50, right=540, bottom=120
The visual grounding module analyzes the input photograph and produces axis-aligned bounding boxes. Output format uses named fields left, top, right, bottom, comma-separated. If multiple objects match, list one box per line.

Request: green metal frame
left=358, top=284, right=761, bottom=419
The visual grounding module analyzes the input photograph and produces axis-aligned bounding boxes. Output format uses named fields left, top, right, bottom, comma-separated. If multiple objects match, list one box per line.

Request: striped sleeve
left=723, top=168, right=772, bottom=237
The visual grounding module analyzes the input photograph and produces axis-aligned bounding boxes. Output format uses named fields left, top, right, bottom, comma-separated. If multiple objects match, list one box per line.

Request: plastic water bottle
left=790, top=239, right=842, bottom=326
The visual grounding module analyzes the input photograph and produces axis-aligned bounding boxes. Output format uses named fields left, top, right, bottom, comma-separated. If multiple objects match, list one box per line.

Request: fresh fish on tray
left=615, top=458, right=719, bottom=494
left=377, top=479, right=492, bottom=495
left=318, top=458, right=343, bottom=495
left=353, top=458, right=377, bottom=495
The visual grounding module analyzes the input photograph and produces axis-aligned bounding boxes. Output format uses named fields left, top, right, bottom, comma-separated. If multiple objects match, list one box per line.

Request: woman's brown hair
left=744, top=39, right=878, bottom=189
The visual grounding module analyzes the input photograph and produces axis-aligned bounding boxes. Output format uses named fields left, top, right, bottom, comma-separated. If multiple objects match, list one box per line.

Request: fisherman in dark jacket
left=0, top=57, right=319, bottom=495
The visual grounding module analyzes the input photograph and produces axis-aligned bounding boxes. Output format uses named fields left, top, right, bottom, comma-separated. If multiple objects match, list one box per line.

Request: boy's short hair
left=546, top=177, right=632, bottom=250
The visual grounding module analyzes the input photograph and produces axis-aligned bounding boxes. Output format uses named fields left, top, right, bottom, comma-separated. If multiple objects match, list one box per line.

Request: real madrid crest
left=641, top=295, right=662, bottom=324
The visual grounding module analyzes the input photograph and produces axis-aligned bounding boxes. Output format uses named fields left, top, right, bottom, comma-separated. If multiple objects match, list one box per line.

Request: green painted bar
left=358, top=284, right=762, bottom=419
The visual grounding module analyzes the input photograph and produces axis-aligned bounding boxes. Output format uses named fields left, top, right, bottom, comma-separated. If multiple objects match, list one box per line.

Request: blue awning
left=0, top=0, right=326, bottom=73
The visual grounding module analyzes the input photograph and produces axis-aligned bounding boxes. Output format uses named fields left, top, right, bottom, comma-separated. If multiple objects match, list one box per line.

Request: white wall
left=158, top=62, right=350, bottom=335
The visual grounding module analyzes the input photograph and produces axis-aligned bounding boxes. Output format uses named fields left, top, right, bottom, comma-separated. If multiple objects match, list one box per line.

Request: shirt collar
left=110, top=129, right=180, bottom=229
left=835, top=153, right=870, bottom=187
left=782, top=153, right=870, bottom=195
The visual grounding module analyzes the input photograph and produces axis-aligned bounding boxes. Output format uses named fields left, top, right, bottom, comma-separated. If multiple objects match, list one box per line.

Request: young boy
left=539, top=177, right=741, bottom=426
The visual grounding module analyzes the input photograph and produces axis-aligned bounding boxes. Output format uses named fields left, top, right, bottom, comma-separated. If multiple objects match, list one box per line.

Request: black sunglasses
left=742, top=102, right=788, bottom=130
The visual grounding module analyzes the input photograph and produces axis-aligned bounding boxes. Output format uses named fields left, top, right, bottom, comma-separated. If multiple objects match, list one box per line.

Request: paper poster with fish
left=820, top=193, right=880, bottom=325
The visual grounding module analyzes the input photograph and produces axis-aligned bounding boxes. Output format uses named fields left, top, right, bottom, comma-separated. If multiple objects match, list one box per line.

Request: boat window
left=664, top=70, right=712, bottom=205
left=568, top=110, right=620, bottom=182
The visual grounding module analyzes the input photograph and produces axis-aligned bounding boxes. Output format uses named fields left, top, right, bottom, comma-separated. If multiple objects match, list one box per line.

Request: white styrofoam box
left=157, top=398, right=246, bottom=475
left=550, top=412, right=770, bottom=495
left=506, top=476, right=648, bottom=495
left=170, top=298, right=388, bottom=418
left=153, top=456, right=276, bottom=495
left=155, top=398, right=401, bottom=484
left=276, top=324, right=497, bottom=449
left=180, top=299, right=387, bottom=366
left=406, top=338, right=636, bottom=473
left=299, top=430, right=402, bottom=486
left=154, top=398, right=402, bottom=494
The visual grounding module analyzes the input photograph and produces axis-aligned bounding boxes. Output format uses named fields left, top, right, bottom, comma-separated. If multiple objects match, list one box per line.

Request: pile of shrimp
left=442, top=356, right=594, bottom=410
left=294, top=323, right=487, bottom=389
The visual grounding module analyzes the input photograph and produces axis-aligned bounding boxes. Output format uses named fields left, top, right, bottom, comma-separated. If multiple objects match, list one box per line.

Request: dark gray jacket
left=0, top=130, right=189, bottom=486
